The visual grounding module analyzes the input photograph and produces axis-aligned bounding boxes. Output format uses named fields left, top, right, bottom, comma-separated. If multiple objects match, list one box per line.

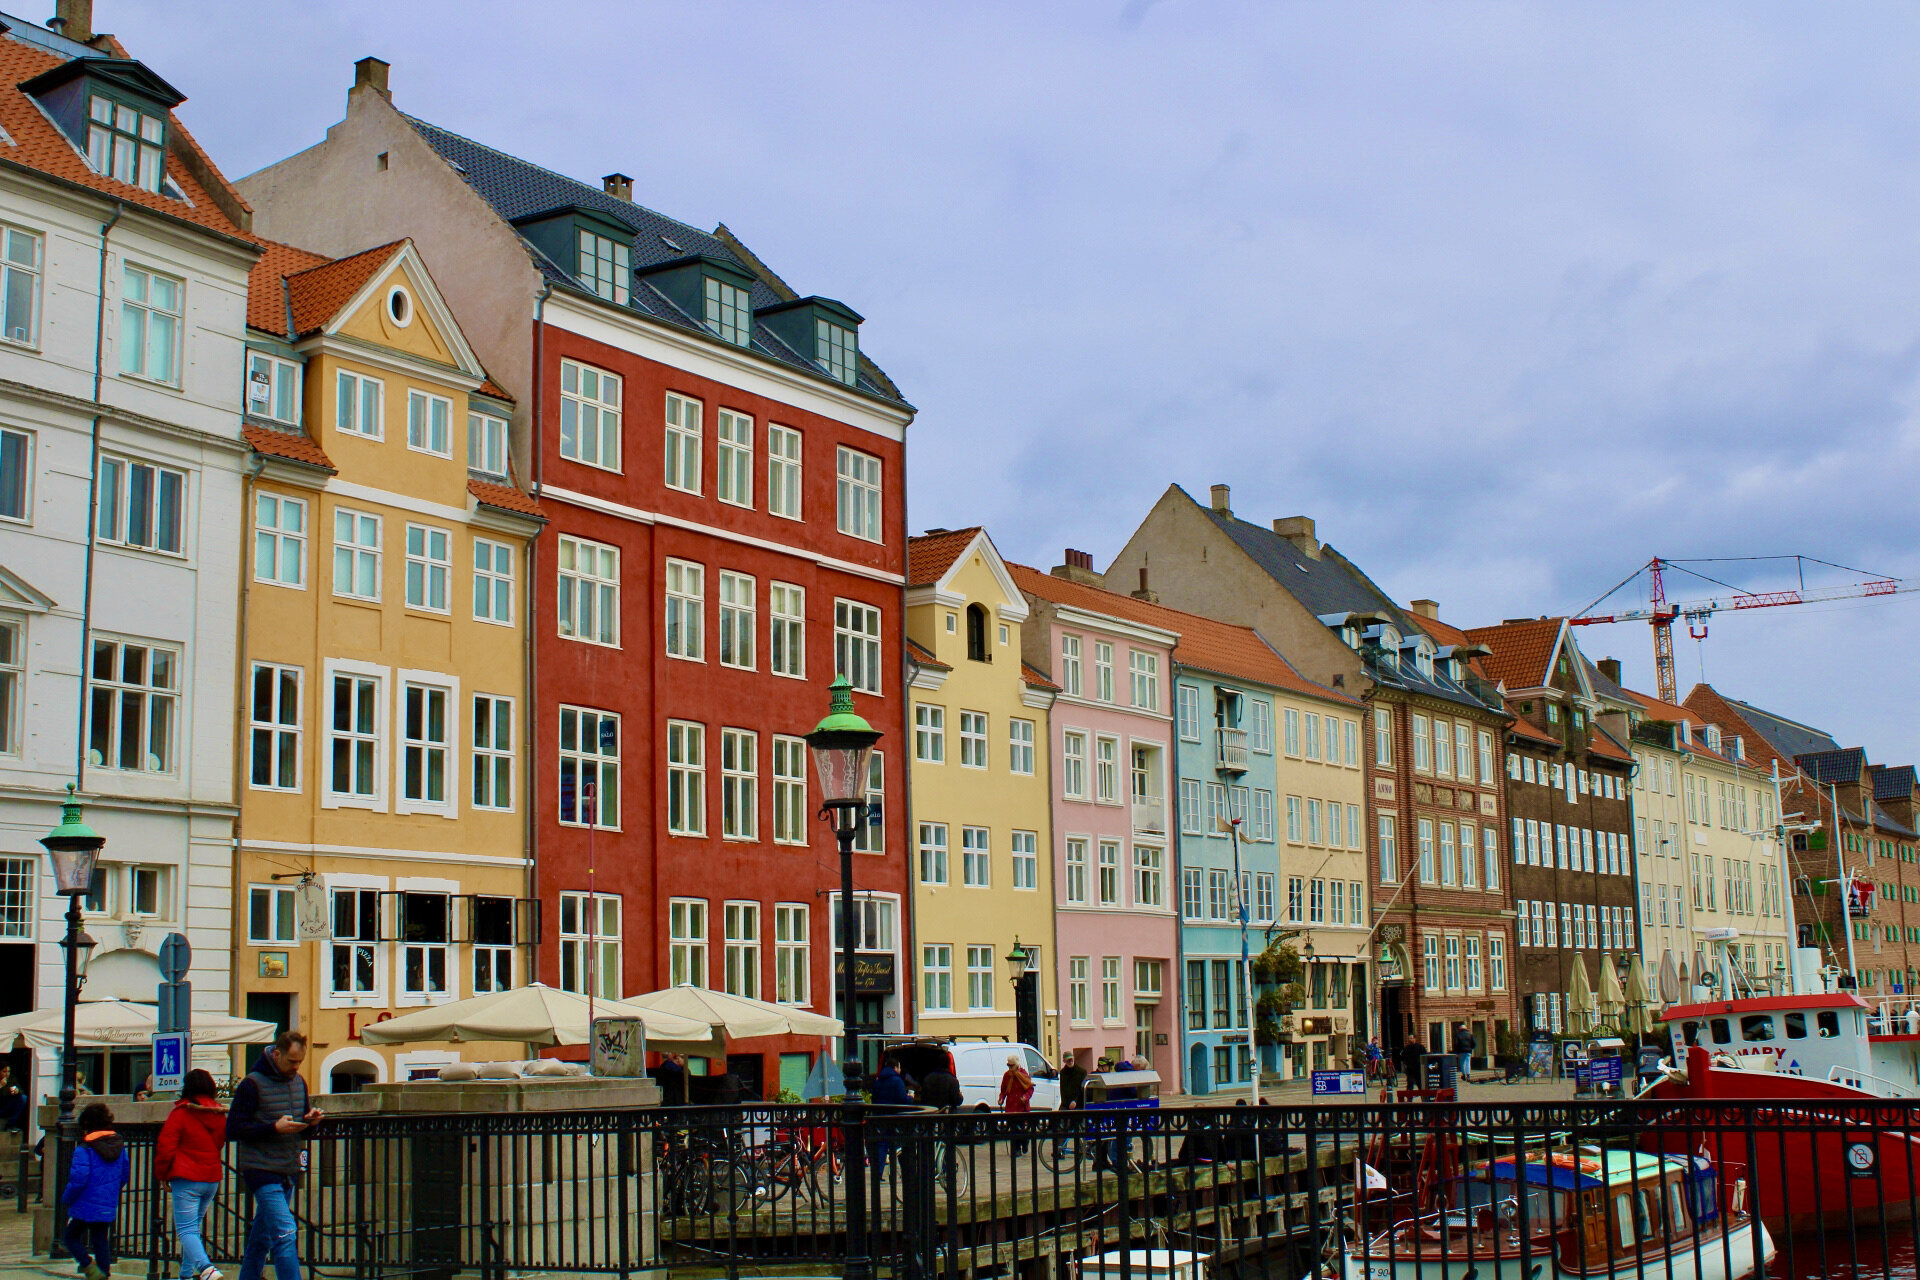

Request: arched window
left=966, top=604, right=990, bottom=662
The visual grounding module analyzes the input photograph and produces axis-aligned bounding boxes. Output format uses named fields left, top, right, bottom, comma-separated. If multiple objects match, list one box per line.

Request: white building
left=0, top=10, right=256, bottom=1105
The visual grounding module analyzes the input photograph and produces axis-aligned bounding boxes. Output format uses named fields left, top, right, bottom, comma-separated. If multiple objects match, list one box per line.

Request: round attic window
left=387, top=285, right=413, bottom=327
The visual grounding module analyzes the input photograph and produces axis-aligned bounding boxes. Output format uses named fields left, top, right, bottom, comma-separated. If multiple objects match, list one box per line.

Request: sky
left=103, top=0, right=1920, bottom=764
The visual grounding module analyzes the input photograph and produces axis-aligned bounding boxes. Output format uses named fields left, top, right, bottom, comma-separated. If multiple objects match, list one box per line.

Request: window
left=1374, top=706, right=1393, bottom=765
left=558, top=705, right=620, bottom=828
left=398, top=682, right=452, bottom=811
left=1067, top=839, right=1090, bottom=903
left=1308, top=798, right=1325, bottom=844
left=1177, top=684, right=1201, bottom=740
left=406, top=390, right=452, bottom=457
left=1417, top=817, right=1435, bottom=883
left=560, top=892, right=621, bottom=999
left=329, top=887, right=382, bottom=997
left=723, top=902, right=761, bottom=998
left=1459, top=822, right=1478, bottom=887
left=664, top=559, right=703, bottom=659
left=771, top=904, right=809, bottom=1005
left=834, top=599, right=882, bottom=693
left=326, top=670, right=381, bottom=802
left=0, top=620, right=20, bottom=756
left=471, top=895, right=517, bottom=993
left=1, top=225, right=42, bottom=346
left=89, top=638, right=177, bottom=772
left=87, top=94, right=165, bottom=190
left=924, top=944, right=954, bottom=1012
left=670, top=899, right=707, bottom=987
left=468, top=410, right=508, bottom=476
left=1095, top=736, right=1119, bottom=803
left=1181, top=868, right=1203, bottom=919
left=1101, top=956, right=1122, bottom=1022
left=1094, top=642, right=1115, bottom=702
left=1129, top=651, right=1158, bottom=710
left=473, top=539, right=513, bottom=624
left=1433, top=718, right=1451, bottom=774
left=120, top=265, right=180, bottom=382
left=399, top=892, right=452, bottom=998
left=963, top=945, right=995, bottom=1010
left=1309, top=877, right=1325, bottom=923
left=1305, top=712, right=1322, bottom=760
left=851, top=751, right=886, bottom=854
left=336, top=370, right=383, bottom=438
left=248, top=884, right=295, bottom=945
left=1068, top=957, right=1089, bottom=1023
left=719, top=728, right=758, bottom=840
left=1412, top=714, right=1431, bottom=771
left=1062, top=731, right=1087, bottom=798
left=966, top=604, right=989, bottom=661
left=332, top=509, right=381, bottom=600
left=1212, top=959, right=1234, bottom=1028
left=767, top=425, right=803, bottom=518
left=1134, top=844, right=1162, bottom=906
left=768, top=582, right=805, bottom=678
left=958, top=710, right=988, bottom=768
left=246, top=351, right=301, bottom=424
left=0, top=428, right=28, bottom=523
left=835, top=447, right=882, bottom=541
left=559, top=361, right=622, bottom=470
left=1490, top=934, right=1506, bottom=990
left=577, top=227, right=630, bottom=302
left=1455, top=723, right=1473, bottom=783
left=1439, top=823, right=1456, bottom=885
left=956, top=826, right=989, bottom=887
left=557, top=537, right=619, bottom=646
left=1009, top=718, right=1035, bottom=774
left=1178, top=779, right=1203, bottom=834
left=1060, top=636, right=1082, bottom=696
left=715, top=571, right=756, bottom=670
left=1423, top=934, right=1440, bottom=993
left=704, top=275, right=751, bottom=345
left=715, top=409, right=753, bottom=507
left=1098, top=840, right=1121, bottom=905
left=1286, top=794, right=1302, bottom=842
left=1215, top=870, right=1237, bottom=921
left=1250, top=699, right=1273, bottom=753
left=97, top=455, right=184, bottom=554
left=1252, top=789, right=1276, bottom=841
left=1379, top=814, right=1398, bottom=881
left=465, top=692, right=515, bottom=812
left=404, top=524, right=451, bottom=611
left=1344, top=718, right=1359, bottom=765
left=1012, top=830, right=1039, bottom=890
left=124, top=864, right=163, bottom=917
left=818, top=318, right=858, bottom=383
left=249, top=663, right=301, bottom=791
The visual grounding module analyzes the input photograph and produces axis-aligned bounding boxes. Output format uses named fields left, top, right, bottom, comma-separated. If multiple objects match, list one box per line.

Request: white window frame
left=720, top=727, right=758, bottom=841
left=1093, top=642, right=1115, bottom=703
left=667, top=719, right=707, bottom=837
left=403, top=523, right=451, bottom=613
left=333, top=508, right=382, bottom=601
left=1062, top=731, right=1087, bottom=799
left=918, top=822, right=949, bottom=885
left=558, top=705, right=620, bottom=829
left=718, top=571, right=756, bottom=670
left=959, top=710, right=988, bottom=769
left=397, top=879, right=459, bottom=1005
left=247, top=883, right=297, bottom=946
left=557, top=536, right=619, bottom=647
left=1177, top=684, right=1201, bottom=741
left=253, top=492, right=306, bottom=588
left=664, top=392, right=701, bottom=492
left=323, top=660, right=386, bottom=810
left=723, top=900, right=761, bottom=998
left=247, top=350, right=302, bottom=424
left=559, top=360, right=622, bottom=472
left=1059, top=635, right=1082, bottom=697
left=0, top=426, right=31, bottom=525
left=0, top=617, right=23, bottom=756
left=774, top=903, right=810, bottom=1005
left=716, top=409, right=753, bottom=508
left=669, top=898, right=708, bottom=987
left=0, top=224, right=43, bottom=348
left=560, top=890, right=622, bottom=1000
left=1065, top=838, right=1089, bottom=904
left=835, top=446, right=882, bottom=542
left=967, top=945, right=995, bottom=1011
left=324, top=875, right=388, bottom=1006
left=468, top=410, right=508, bottom=476
left=834, top=598, right=882, bottom=694
left=924, top=944, right=954, bottom=1012
left=120, top=264, right=182, bottom=384
left=406, top=389, right=453, bottom=457
left=769, top=581, right=806, bottom=679
left=395, top=673, right=458, bottom=817
left=96, top=453, right=186, bottom=555
left=665, top=558, right=705, bottom=660
left=1129, top=650, right=1158, bottom=710
left=767, top=424, right=803, bottom=519
left=87, top=635, right=181, bottom=775
left=1013, top=830, right=1039, bottom=891
left=772, top=734, right=807, bottom=845
left=473, top=538, right=514, bottom=625
left=962, top=826, right=991, bottom=887
left=336, top=370, right=384, bottom=438
left=471, top=692, right=514, bottom=812
left=1009, top=717, right=1035, bottom=775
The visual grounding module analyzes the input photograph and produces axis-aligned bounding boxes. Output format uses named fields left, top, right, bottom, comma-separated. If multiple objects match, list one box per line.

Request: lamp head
left=806, top=676, right=882, bottom=808
left=40, top=785, right=104, bottom=895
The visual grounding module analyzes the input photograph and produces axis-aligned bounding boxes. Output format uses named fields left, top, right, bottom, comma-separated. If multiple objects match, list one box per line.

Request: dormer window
left=1415, top=642, right=1434, bottom=678
left=817, top=318, right=857, bottom=384
left=577, top=228, right=630, bottom=303
left=1341, top=625, right=1359, bottom=649
left=704, top=276, right=751, bottom=346
left=89, top=95, right=165, bottom=191
left=21, top=58, right=185, bottom=197
left=1705, top=724, right=1722, bottom=752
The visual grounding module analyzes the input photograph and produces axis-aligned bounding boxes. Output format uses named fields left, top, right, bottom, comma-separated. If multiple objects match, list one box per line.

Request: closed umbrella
left=1567, top=957, right=1597, bottom=1033
left=624, top=985, right=843, bottom=1039
left=359, top=983, right=717, bottom=1050
left=1657, top=950, right=1682, bottom=1005
left=0, top=1000, right=277, bottom=1050
left=1598, top=957, right=1627, bottom=1026
left=1625, top=954, right=1657, bottom=1035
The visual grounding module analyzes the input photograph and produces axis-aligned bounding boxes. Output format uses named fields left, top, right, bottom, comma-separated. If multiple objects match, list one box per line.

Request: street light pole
left=40, top=786, right=104, bottom=1261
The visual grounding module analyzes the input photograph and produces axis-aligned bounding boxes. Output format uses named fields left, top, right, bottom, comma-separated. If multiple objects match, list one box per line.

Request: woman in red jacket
left=154, top=1069, right=226, bottom=1280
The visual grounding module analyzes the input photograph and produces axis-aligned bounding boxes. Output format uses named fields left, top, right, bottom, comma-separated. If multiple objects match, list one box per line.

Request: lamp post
left=805, top=676, right=881, bottom=1280
left=1007, top=939, right=1039, bottom=1052
left=40, top=785, right=103, bottom=1257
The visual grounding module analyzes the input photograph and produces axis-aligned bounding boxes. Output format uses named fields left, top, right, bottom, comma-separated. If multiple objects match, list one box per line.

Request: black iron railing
left=91, top=1095, right=1920, bottom=1278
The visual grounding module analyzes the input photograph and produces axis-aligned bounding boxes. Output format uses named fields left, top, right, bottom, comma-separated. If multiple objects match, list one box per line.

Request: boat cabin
left=1661, top=993, right=1892, bottom=1090
left=1459, top=1151, right=1721, bottom=1260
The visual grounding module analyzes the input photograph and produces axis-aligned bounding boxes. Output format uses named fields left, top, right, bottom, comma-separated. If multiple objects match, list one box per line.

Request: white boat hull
left=1345, top=1222, right=1775, bottom=1280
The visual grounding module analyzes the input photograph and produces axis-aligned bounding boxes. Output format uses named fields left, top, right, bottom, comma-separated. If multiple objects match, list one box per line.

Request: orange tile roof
left=285, top=241, right=406, bottom=337
left=245, top=240, right=331, bottom=336
left=1008, top=562, right=1359, bottom=705
left=1021, top=661, right=1061, bottom=692
left=1503, top=704, right=1561, bottom=747
left=907, top=527, right=984, bottom=586
left=1588, top=726, right=1632, bottom=762
left=468, top=479, right=543, bottom=519
left=1410, top=612, right=1494, bottom=680
left=1464, top=618, right=1563, bottom=690
left=243, top=422, right=334, bottom=472
left=1681, top=684, right=1793, bottom=773
left=0, top=33, right=253, bottom=243
left=906, top=637, right=950, bottom=670
left=476, top=377, right=516, bottom=403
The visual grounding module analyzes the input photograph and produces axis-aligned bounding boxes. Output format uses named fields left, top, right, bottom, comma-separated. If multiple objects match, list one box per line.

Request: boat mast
left=1771, top=760, right=1801, bottom=994
left=1834, top=780, right=1857, bottom=991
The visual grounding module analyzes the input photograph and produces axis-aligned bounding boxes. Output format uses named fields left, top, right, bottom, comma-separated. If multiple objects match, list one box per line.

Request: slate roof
left=242, top=422, right=334, bottom=472
left=1871, top=765, right=1917, bottom=802
left=908, top=528, right=984, bottom=587
left=1464, top=618, right=1563, bottom=691
left=403, top=116, right=906, bottom=408
left=1797, top=748, right=1867, bottom=787
left=1713, top=692, right=1841, bottom=760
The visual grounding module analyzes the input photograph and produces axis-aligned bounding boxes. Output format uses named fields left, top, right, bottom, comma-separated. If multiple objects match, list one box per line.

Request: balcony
left=1132, top=796, right=1166, bottom=835
left=1215, top=727, right=1250, bottom=775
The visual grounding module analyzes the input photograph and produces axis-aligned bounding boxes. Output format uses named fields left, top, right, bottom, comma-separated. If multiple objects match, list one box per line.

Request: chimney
left=1052, top=548, right=1103, bottom=588
left=1131, top=567, right=1159, bottom=604
left=1598, top=657, right=1623, bottom=686
left=1209, top=484, right=1231, bottom=514
left=1272, top=515, right=1319, bottom=559
left=353, top=57, right=392, bottom=99
left=602, top=172, right=634, bottom=202
left=1408, top=599, right=1440, bottom=621
left=51, top=0, right=90, bottom=41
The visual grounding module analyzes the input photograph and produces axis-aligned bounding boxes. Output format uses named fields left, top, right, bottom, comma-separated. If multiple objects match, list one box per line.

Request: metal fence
left=88, top=1094, right=1920, bottom=1278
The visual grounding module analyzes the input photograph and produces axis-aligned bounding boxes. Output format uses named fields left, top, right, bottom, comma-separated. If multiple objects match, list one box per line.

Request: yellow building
left=906, top=529, right=1058, bottom=1055
left=236, top=240, right=543, bottom=1089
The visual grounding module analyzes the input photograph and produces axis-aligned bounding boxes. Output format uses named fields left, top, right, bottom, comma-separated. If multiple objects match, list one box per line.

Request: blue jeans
left=238, top=1178, right=301, bottom=1280
left=172, top=1179, right=218, bottom=1279
left=64, top=1217, right=114, bottom=1274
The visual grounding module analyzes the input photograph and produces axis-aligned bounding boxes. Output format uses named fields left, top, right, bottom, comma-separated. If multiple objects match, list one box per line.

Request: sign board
left=833, top=953, right=896, bottom=995
left=589, top=1016, right=648, bottom=1077
left=1311, top=1069, right=1366, bottom=1096
left=1527, top=1040, right=1556, bottom=1078
left=1559, top=1041, right=1589, bottom=1070
left=1846, top=1141, right=1878, bottom=1180
left=151, top=1032, right=187, bottom=1092
left=1588, top=1056, right=1623, bottom=1085
left=158, top=932, right=191, bottom=982
left=1638, top=1046, right=1666, bottom=1078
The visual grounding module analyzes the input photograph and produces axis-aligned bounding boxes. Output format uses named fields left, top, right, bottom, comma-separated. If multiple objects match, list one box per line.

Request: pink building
left=1013, top=559, right=1182, bottom=1088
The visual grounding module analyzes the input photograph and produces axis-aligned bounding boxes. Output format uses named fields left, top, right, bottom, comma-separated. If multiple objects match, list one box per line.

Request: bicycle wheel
left=934, top=1143, right=971, bottom=1198
left=1039, top=1134, right=1083, bottom=1173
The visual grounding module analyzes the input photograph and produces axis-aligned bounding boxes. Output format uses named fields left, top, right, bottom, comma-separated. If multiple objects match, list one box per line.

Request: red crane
left=1569, top=556, right=1916, bottom=704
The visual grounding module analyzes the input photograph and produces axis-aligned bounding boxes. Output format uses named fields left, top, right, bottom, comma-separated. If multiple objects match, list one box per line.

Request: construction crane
left=1569, top=556, right=1917, bottom=704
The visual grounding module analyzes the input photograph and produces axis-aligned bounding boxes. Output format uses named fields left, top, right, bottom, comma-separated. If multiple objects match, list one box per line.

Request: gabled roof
left=285, top=241, right=405, bottom=337
left=1681, top=684, right=1799, bottom=774
left=1464, top=618, right=1564, bottom=691
left=1871, top=765, right=1916, bottom=803
left=1712, top=690, right=1841, bottom=761
left=908, top=527, right=984, bottom=586
left=1797, top=748, right=1866, bottom=787
left=245, top=241, right=330, bottom=336
left=1009, top=562, right=1359, bottom=706
left=1505, top=706, right=1560, bottom=748
left=1588, top=724, right=1633, bottom=763
left=402, top=115, right=907, bottom=408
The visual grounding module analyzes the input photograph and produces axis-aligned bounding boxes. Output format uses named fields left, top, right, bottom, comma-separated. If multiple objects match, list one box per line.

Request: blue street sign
left=152, top=1031, right=187, bottom=1091
left=1311, top=1069, right=1366, bottom=1096
left=1589, top=1056, right=1623, bottom=1085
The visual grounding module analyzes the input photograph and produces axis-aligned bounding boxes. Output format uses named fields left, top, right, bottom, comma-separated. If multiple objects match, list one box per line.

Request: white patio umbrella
left=623, top=985, right=843, bottom=1040
left=1567, top=958, right=1597, bottom=1033
left=1598, top=957, right=1627, bottom=1026
left=0, top=1000, right=277, bottom=1050
left=1657, top=950, right=1683, bottom=1005
left=1625, top=954, right=1658, bottom=1036
left=358, top=983, right=717, bottom=1050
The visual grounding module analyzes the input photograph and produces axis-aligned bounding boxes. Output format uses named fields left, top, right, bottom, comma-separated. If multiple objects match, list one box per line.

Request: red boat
left=1643, top=992, right=1920, bottom=1232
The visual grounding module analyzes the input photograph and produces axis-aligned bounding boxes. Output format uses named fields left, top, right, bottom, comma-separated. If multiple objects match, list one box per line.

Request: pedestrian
left=1364, top=1037, right=1385, bottom=1083
left=63, top=1101, right=129, bottom=1280
left=1452, top=1025, right=1476, bottom=1079
left=870, top=1055, right=913, bottom=1107
left=227, top=1029, right=321, bottom=1280
left=0, top=1062, right=27, bottom=1131
left=156, top=1069, right=226, bottom=1280
left=998, top=1054, right=1034, bottom=1154
left=914, top=1059, right=963, bottom=1112
left=652, top=1052, right=687, bottom=1106
left=1398, top=1037, right=1428, bottom=1090
left=1057, top=1054, right=1087, bottom=1110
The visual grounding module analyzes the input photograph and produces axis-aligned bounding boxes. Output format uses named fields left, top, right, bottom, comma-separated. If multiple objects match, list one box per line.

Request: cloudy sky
left=115, top=1, right=1920, bottom=762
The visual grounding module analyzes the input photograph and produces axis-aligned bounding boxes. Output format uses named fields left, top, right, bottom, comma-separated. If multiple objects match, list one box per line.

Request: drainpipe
left=525, top=282, right=552, bottom=984
left=74, top=202, right=123, bottom=787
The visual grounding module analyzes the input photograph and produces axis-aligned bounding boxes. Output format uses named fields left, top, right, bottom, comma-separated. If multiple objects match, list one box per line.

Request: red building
left=242, top=61, right=916, bottom=1095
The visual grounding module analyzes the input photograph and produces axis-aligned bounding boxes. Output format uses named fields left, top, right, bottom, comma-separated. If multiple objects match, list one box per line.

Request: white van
left=951, top=1041, right=1059, bottom=1111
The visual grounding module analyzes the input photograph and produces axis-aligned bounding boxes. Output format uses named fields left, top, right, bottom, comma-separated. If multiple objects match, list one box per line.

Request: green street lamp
left=41, top=785, right=104, bottom=1261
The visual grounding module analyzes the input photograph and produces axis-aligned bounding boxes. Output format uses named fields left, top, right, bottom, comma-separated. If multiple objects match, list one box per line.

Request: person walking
left=914, top=1060, right=963, bottom=1112
left=1397, top=1037, right=1428, bottom=1090
left=1452, top=1025, right=1476, bottom=1080
left=870, top=1055, right=913, bottom=1107
left=227, top=1030, right=321, bottom=1280
left=63, top=1101, right=130, bottom=1280
left=997, top=1054, right=1035, bottom=1154
left=1057, top=1054, right=1087, bottom=1110
left=156, top=1069, right=226, bottom=1280
left=1364, top=1037, right=1385, bottom=1084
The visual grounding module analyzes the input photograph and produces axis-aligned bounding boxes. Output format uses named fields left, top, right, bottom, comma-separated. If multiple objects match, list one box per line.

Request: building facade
left=234, top=240, right=543, bottom=1088
left=905, top=529, right=1057, bottom=1053
left=0, top=12, right=258, bottom=1101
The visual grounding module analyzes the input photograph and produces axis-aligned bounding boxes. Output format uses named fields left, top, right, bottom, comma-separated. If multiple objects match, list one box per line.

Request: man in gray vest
left=226, top=1030, right=322, bottom=1280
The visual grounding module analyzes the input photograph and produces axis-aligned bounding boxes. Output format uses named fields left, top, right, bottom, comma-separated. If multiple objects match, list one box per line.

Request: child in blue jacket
left=64, top=1102, right=129, bottom=1279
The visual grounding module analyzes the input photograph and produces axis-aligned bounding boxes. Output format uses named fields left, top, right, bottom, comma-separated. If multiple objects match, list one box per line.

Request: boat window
left=1785, top=1012, right=1807, bottom=1039
left=1739, top=1014, right=1776, bottom=1042
left=1818, top=1011, right=1841, bottom=1038
left=1615, top=1195, right=1636, bottom=1249
left=1709, top=1018, right=1732, bottom=1045
left=1668, top=1182, right=1691, bottom=1233
left=1637, top=1188, right=1663, bottom=1240
left=1681, top=1020, right=1702, bottom=1046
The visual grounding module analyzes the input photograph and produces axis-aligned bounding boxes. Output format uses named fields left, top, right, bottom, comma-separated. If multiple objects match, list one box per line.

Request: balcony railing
left=1215, top=727, right=1250, bottom=774
left=1132, top=796, right=1166, bottom=834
